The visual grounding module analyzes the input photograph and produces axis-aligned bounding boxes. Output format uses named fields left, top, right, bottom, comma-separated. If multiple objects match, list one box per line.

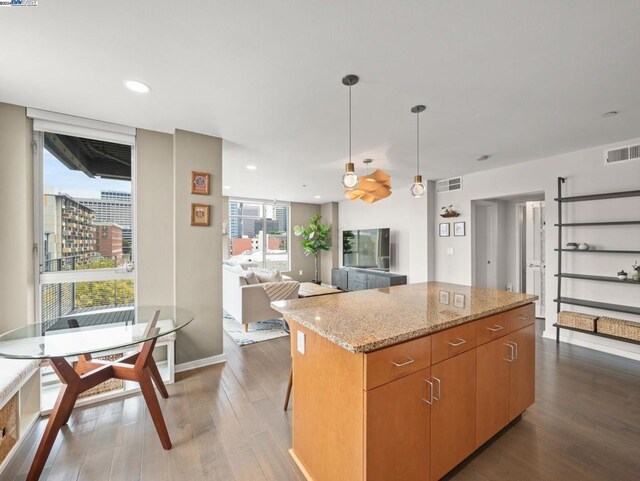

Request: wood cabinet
left=285, top=302, right=536, bottom=481
left=476, top=320, right=536, bottom=447
left=365, top=368, right=430, bottom=481
left=430, top=349, right=476, bottom=481
left=476, top=335, right=511, bottom=446
left=508, top=323, right=536, bottom=420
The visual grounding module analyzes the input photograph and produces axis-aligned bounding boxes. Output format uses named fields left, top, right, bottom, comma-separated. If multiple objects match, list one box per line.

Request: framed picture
left=191, top=203, right=211, bottom=226
left=453, top=293, right=466, bottom=309
left=454, top=221, right=466, bottom=237
left=439, top=290, right=450, bottom=305
left=191, top=171, right=210, bottom=195
left=439, top=223, right=450, bottom=237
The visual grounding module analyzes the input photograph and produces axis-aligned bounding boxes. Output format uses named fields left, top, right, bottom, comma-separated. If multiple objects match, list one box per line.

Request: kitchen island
left=272, top=281, right=537, bottom=481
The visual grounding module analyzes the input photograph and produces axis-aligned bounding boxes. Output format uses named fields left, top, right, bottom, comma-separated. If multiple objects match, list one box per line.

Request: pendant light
left=410, top=105, right=426, bottom=198
left=341, top=74, right=359, bottom=190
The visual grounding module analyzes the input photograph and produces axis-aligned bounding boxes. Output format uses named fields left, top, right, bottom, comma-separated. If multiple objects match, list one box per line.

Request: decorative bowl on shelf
left=578, top=243, right=590, bottom=251
left=566, top=243, right=578, bottom=250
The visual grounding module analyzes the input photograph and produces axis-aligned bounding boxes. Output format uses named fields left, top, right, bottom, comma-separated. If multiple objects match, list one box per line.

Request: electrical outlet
left=299, top=270, right=303, bottom=276
left=446, top=247, right=454, bottom=256
left=506, top=283, right=513, bottom=292
left=297, top=331, right=306, bottom=354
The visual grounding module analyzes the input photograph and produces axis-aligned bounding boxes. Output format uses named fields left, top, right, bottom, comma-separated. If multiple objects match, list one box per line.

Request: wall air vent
left=605, top=144, right=640, bottom=165
left=436, top=176, right=462, bottom=193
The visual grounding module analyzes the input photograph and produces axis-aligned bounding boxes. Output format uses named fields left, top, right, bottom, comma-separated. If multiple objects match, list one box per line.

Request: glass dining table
left=0, top=306, right=194, bottom=481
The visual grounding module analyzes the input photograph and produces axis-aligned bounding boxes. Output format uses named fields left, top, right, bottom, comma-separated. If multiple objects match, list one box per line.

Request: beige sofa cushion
left=254, top=270, right=283, bottom=283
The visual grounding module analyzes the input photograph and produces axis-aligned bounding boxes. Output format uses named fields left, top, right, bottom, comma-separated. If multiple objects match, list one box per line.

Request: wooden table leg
left=27, top=357, right=113, bottom=481
left=148, top=357, right=169, bottom=399
left=284, top=365, right=293, bottom=411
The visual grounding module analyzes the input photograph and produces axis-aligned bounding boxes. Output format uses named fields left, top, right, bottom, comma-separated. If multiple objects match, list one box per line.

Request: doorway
left=472, top=193, right=546, bottom=317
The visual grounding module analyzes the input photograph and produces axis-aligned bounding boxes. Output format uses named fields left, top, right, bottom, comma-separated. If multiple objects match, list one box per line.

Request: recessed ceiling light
left=314, top=195, right=322, bottom=199
left=124, top=79, right=151, bottom=93
left=246, top=165, right=257, bottom=170
left=476, top=155, right=490, bottom=162
left=603, top=111, right=618, bottom=118
left=223, top=185, right=231, bottom=189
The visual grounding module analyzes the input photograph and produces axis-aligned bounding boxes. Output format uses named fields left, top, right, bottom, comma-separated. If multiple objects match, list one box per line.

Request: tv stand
left=331, top=267, right=407, bottom=291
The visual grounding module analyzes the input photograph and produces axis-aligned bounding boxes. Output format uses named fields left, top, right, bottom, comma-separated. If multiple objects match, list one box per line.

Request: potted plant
left=294, top=214, right=331, bottom=284
left=633, top=261, right=640, bottom=281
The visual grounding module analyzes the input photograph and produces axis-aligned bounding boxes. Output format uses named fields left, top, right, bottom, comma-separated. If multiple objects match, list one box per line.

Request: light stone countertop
left=272, top=281, right=538, bottom=353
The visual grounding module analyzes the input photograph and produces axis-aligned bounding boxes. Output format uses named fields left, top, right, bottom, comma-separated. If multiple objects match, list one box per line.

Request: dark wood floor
left=3, top=320, right=640, bottom=481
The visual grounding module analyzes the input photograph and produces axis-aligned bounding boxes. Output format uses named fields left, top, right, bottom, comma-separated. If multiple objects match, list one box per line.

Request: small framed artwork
left=453, top=293, right=466, bottom=309
left=191, top=203, right=211, bottom=226
left=439, top=290, right=450, bottom=305
left=191, top=171, right=210, bottom=195
left=439, top=223, right=450, bottom=237
left=454, top=221, right=466, bottom=237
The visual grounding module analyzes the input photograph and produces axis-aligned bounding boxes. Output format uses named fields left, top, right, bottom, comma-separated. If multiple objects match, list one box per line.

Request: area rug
left=223, top=310, right=289, bottom=346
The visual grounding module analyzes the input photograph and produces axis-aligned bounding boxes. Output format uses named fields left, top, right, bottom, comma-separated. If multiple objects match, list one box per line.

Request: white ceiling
left=2, top=1, right=639, bottom=203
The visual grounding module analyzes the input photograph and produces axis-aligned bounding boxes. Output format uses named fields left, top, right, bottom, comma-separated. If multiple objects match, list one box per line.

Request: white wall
left=338, top=188, right=433, bottom=283
left=434, top=137, right=640, bottom=360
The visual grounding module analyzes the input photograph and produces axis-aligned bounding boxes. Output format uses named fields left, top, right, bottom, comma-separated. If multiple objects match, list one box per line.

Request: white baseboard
left=542, top=329, right=640, bottom=362
left=175, top=353, right=227, bottom=373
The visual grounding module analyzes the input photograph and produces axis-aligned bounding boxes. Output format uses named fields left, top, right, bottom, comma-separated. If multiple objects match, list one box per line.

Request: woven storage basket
left=557, top=311, right=597, bottom=332
left=597, top=317, right=640, bottom=341
left=77, top=353, right=124, bottom=399
left=0, top=394, right=18, bottom=463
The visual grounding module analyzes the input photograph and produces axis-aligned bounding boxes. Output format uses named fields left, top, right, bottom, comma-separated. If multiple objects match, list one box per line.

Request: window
left=228, top=199, right=290, bottom=271
left=31, top=109, right=136, bottom=332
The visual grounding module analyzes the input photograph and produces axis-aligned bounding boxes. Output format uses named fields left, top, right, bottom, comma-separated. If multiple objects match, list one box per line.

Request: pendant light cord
left=349, top=83, right=352, bottom=163
left=416, top=110, right=420, bottom=175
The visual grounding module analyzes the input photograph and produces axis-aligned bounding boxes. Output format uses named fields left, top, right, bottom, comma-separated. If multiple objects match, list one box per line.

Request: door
left=430, top=350, right=476, bottom=481
left=366, top=368, right=430, bottom=481
left=473, top=203, right=498, bottom=289
left=525, top=201, right=545, bottom=317
left=475, top=335, right=511, bottom=447
left=509, top=324, right=536, bottom=420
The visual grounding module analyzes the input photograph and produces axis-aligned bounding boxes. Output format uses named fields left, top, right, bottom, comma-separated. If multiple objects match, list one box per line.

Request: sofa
left=222, top=263, right=299, bottom=331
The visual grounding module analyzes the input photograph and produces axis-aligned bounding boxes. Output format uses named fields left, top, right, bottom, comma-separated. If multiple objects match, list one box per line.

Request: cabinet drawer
left=431, top=322, right=477, bottom=364
left=365, top=336, right=431, bottom=390
left=505, top=304, right=535, bottom=331
left=476, top=313, right=512, bottom=346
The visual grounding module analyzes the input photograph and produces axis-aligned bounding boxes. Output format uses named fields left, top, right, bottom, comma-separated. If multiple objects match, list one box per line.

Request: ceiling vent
left=436, top=176, right=462, bottom=193
left=605, top=144, right=640, bottom=165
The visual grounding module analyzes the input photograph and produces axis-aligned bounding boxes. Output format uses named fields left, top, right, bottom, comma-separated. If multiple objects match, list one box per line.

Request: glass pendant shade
left=411, top=174, right=425, bottom=198
left=341, top=162, right=359, bottom=189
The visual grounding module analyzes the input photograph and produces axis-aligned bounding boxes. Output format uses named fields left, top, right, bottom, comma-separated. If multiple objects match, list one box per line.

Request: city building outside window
left=33, top=118, right=135, bottom=332
left=228, top=199, right=290, bottom=272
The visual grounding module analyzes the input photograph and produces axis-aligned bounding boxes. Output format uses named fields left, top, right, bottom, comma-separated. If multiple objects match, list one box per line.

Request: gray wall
left=0, top=103, right=35, bottom=333
left=174, top=130, right=223, bottom=364
left=289, top=202, right=321, bottom=282
left=320, top=202, right=339, bottom=285
left=136, top=129, right=175, bottom=306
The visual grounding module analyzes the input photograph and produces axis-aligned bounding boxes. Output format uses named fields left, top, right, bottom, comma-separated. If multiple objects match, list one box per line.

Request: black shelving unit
left=555, top=177, right=640, bottom=344
left=555, top=249, right=640, bottom=254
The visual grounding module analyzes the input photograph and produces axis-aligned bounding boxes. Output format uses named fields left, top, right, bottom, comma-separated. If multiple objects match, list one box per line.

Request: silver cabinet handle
left=432, top=376, right=441, bottom=401
left=504, top=343, right=515, bottom=362
left=448, top=338, right=467, bottom=347
left=486, top=325, right=504, bottom=332
left=390, top=356, right=415, bottom=367
left=517, top=315, right=529, bottom=320
left=512, top=341, right=518, bottom=360
left=423, top=379, right=434, bottom=405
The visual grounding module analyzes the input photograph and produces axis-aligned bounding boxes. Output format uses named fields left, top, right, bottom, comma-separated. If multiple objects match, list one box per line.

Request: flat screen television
left=342, top=228, right=390, bottom=270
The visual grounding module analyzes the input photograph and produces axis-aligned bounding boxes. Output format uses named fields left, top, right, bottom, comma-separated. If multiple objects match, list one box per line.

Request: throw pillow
left=244, top=271, right=260, bottom=285
left=255, top=270, right=283, bottom=283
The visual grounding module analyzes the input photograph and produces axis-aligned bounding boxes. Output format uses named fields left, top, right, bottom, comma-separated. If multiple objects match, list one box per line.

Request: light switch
left=297, top=331, right=306, bottom=354
left=299, top=270, right=303, bottom=276
left=446, top=247, right=455, bottom=256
